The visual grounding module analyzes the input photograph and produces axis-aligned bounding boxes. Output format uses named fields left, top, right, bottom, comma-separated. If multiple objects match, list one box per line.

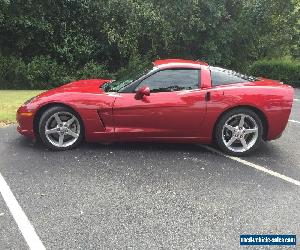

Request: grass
left=0, top=90, right=45, bottom=123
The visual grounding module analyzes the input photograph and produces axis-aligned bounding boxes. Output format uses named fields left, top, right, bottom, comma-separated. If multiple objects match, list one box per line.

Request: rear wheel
left=38, top=106, right=84, bottom=150
left=215, top=108, right=263, bottom=156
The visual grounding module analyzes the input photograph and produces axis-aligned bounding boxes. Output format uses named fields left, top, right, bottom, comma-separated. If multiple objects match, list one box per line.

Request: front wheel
left=214, top=108, right=263, bottom=156
left=38, top=106, right=84, bottom=150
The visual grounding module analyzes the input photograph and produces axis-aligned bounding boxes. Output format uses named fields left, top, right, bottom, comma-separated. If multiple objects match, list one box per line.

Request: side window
left=211, top=67, right=249, bottom=86
left=137, top=69, right=200, bottom=92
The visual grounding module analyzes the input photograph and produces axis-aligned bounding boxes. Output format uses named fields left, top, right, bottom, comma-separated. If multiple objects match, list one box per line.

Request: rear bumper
left=266, top=110, right=290, bottom=141
left=266, top=86, right=294, bottom=141
left=16, top=106, right=35, bottom=139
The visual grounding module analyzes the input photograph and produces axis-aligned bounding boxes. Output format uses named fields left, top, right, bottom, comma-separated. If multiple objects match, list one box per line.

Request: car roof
left=153, top=59, right=208, bottom=69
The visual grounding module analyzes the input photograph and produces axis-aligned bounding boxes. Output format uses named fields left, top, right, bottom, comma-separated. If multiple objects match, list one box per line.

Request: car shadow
left=15, top=134, right=273, bottom=157
left=11, top=136, right=218, bottom=182
left=83, top=141, right=206, bottom=153
left=12, top=130, right=300, bottom=187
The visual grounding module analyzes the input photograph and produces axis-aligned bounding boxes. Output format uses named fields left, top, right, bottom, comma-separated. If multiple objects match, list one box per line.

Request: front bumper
left=16, top=106, right=35, bottom=139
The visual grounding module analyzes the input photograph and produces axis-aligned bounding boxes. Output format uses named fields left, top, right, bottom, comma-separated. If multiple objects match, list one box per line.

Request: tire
left=38, top=106, right=84, bottom=150
left=214, top=108, right=263, bottom=156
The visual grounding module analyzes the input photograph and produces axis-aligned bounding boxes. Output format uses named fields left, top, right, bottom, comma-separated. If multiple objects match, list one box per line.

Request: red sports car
left=17, top=59, right=294, bottom=156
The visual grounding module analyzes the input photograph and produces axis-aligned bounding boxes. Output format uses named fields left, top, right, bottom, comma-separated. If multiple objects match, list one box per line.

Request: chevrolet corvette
left=17, top=59, right=294, bottom=156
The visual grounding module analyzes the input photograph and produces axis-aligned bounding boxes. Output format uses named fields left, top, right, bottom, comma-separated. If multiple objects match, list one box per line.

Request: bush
left=0, top=55, right=112, bottom=89
left=0, top=55, right=71, bottom=89
left=248, top=59, right=300, bottom=87
left=75, top=61, right=110, bottom=80
left=0, top=55, right=27, bottom=89
left=26, top=56, right=71, bottom=89
left=115, top=54, right=152, bottom=80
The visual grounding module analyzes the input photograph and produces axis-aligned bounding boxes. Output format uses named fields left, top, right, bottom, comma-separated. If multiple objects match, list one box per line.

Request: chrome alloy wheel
left=222, top=114, right=258, bottom=153
left=44, top=111, right=80, bottom=148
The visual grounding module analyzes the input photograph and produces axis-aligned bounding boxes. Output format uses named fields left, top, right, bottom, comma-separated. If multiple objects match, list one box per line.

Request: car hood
left=27, top=79, right=113, bottom=107
left=38, top=78, right=113, bottom=97
left=59, top=79, right=112, bottom=92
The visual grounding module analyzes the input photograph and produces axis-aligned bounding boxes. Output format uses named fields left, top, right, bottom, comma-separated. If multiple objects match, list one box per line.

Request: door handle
left=205, top=92, right=211, bottom=101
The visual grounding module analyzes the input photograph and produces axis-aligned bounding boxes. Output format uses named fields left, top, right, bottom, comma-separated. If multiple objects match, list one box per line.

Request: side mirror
left=135, top=86, right=150, bottom=100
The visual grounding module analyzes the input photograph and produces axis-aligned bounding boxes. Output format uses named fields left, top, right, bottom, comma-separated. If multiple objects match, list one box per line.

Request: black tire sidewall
left=38, top=106, right=84, bottom=150
left=215, top=108, right=263, bottom=156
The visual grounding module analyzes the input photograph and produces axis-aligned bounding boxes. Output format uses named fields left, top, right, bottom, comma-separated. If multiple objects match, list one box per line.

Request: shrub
left=75, top=61, right=110, bottom=80
left=0, top=55, right=27, bottom=89
left=26, top=56, right=71, bottom=89
left=0, top=55, right=114, bottom=89
left=248, top=59, right=300, bottom=87
left=115, top=54, right=152, bottom=80
left=0, top=55, right=72, bottom=89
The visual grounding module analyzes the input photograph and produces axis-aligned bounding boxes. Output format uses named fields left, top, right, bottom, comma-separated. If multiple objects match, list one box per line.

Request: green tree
left=0, top=0, right=299, bottom=89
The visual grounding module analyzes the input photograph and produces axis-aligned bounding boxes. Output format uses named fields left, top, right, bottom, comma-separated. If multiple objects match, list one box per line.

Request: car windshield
left=102, top=65, right=153, bottom=92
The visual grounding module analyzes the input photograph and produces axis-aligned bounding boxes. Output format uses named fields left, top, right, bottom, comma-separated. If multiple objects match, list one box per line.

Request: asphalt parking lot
left=0, top=89, right=300, bottom=250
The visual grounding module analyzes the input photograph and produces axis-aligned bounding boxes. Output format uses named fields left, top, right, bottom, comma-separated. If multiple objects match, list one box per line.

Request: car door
left=112, top=68, right=207, bottom=140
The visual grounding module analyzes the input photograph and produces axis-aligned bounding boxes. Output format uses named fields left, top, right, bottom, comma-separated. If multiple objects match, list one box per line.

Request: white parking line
left=289, top=119, right=300, bottom=124
left=201, top=145, right=300, bottom=187
left=0, top=173, right=46, bottom=250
